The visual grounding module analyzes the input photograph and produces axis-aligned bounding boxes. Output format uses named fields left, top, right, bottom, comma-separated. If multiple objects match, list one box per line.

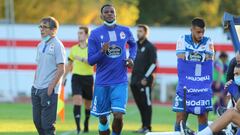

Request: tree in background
left=0, top=0, right=4, bottom=20
left=137, top=0, right=240, bottom=27
left=2, top=0, right=139, bottom=26
left=1, top=0, right=240, bottom=27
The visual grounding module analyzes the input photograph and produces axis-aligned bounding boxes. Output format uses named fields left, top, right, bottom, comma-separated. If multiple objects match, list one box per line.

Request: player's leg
left=73, top=95, right=82, bottom=133
left=83, top=99, right=91, bottom=132
left=111, top=83, right=128, bottom=135
left=71, top=74, right=83, bottom=133
left=139, top=85, right=152, bottom=132
left=130, top=83, right=145, bottom=129
left=112, top=112, right=124, bottom=135
left=210, top=108, right=240, bottom=132
left=82, top=76, right=93, bottom=132
left=99, top=115, right=110, bottom=135
left=144, top=86, right=152, bottom=131
left=31, top=86, right=45, bottom=134
left=91, top=85, right=111, bottom=135
left=40, top=88, right=58, bottom=135
left=173, top=94, right=188, bottom=131
left=197, top=108, right=240, bottom=135
left=175, top=112, right=188, bottom=131
left=197, top=112, right=208, bottom=131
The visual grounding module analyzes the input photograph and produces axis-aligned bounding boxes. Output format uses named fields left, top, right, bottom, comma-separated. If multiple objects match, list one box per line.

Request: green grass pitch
left=0, top=103, right=217, bottom=135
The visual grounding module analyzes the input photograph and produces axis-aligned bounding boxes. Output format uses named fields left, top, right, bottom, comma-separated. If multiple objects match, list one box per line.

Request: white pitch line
left=60, top=130, right=75, bottom=135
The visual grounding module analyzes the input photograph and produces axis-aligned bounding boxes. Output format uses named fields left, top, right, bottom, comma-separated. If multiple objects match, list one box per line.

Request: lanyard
left=42, top=43, right=47, bottom=53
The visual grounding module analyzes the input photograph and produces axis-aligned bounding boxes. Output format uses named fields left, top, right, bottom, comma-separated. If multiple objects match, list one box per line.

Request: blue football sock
left=199, top=123, right=208, bottom=131
left=174, top=122, right=181, bottom=131
left=98, top=118, right=109, bottom=131
left=112, top=131, right=120, bottom=135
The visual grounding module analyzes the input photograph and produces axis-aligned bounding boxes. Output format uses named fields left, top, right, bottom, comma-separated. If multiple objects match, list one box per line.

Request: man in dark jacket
left=130, top=24, right=157, bottom=133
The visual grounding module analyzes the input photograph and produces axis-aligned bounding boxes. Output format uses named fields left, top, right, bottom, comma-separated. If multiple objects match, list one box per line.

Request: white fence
left=0, top=24, right=235, bottom=102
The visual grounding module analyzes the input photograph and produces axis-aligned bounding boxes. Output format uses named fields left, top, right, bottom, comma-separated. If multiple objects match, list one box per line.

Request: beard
left=138, top=36, right=145, bottom=41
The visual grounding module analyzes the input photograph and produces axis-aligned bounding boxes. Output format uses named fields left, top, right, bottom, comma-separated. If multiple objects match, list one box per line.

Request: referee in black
left=130, top=24, right=157, bottom=133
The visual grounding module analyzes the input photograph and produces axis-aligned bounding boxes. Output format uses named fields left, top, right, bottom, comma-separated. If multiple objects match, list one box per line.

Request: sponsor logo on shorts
left=186, top=99, right=211, bottom=107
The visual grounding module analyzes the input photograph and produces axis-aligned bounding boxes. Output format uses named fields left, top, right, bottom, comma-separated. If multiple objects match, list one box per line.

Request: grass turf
left=0, top=103, right=217, bottom=135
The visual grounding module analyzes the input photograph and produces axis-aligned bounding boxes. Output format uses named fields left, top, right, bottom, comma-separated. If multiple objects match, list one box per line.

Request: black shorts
left=71, top=74, right=93, bottom=100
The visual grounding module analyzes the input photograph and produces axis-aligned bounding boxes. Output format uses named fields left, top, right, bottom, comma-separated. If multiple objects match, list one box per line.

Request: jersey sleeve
left=126, top=28, right=137, bottom=60
left=205, top=38, right=214, bottom=55
left=87, top=31, right=105, bottom=66
left=176, top=35, right=186, bottom=55
left=145, top=45, right=157, bottom=78
left=55, top=43, right=66, bottom=64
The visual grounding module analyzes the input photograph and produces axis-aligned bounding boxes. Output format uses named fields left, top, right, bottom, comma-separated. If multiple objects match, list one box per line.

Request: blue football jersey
left=176, top=34, right=214, bottom=62
left=88, top=25, right=137, bottom=86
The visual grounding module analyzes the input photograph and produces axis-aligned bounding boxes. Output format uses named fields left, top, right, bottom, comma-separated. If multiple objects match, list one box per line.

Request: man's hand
left=126, top=58, right=134, bottom=68
left=224, top=80, right=233, bottom=89
left=62, top=79, right=67, bottom=86
left=205, top=54, right=213, bottom=60
left=141, top=78, right=147, bottom=86
left=101, top=42, right=110, bottom=53
left=177, top=54, right=185, bottom=60
left=47, top=84, right=55, bottom=96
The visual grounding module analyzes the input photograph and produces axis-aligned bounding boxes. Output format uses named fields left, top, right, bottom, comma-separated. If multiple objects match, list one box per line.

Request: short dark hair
left=192, top=17, right=205, bottom=28
left=40, top=16, right=59, bottom=30
left=101, top=4, right=113, bottom=13
left=79, top=26, right=89, bottom=34
left=219, top=51, right=228, bottom=58
left=137, top=24, right=149, bottom=34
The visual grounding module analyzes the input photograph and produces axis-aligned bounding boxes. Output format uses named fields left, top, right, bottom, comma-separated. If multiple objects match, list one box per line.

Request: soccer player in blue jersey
left=87, top=4, right=137, bottom=135
left=173, top=18, right=214, bottom=134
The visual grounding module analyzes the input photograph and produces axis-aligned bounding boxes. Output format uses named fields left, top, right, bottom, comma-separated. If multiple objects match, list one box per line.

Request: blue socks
left=112, top=131, right=120, bottom=135
left=99, top=121, right=109, bottom=131
left=199, top=123, right=208, bottom=131
left=174, top=122, right=181, bottom=131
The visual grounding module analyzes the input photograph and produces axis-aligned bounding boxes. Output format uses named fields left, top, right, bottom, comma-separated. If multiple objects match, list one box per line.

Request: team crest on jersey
left=106, top=45, right=122, bottom=58
left=49, top=43, right=55, bottom=52
left=120, top=31, right=126, bottom=39
left=188, top=52, right=203, bottom=62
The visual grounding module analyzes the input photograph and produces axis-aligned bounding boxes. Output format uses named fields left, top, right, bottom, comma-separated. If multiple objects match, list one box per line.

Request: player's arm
left=87, top=32, right=105, bottom=66
left=62, top=59, right=73, bottom=83
left=48, top=44, right=66, bottom=96
left=176, top=35, right=185, bottom=59
left=126, top=28, right=137, bottom=68
left=205, top=38, right=214, bottom=60
left=142, top=45, right=157, bottom=86
left=62, top=47, right=74, bottom=81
